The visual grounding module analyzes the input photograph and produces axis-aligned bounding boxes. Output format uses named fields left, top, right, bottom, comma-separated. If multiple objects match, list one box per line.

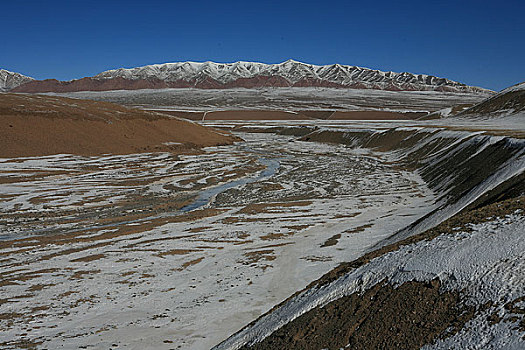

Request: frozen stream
left=0, top=130, right=437, bottom=350
left=180, top=157, right=280, bottom=212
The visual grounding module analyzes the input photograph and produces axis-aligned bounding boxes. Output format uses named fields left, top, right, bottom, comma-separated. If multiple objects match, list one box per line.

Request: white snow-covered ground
left=2, top=119, right=523, bottom=350
left=44, top=87, right=490, bottom=113
left=204, top=114, right=525, bottom=133
left=216, top=210, right=525, bottom=350
left=0, top=132, right=436, bottom=350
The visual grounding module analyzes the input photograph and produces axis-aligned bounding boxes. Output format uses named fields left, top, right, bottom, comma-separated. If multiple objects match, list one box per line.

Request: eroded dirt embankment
left=299, top=127, right=525, bottom=241
left=235, top=196, right=524, bottom=350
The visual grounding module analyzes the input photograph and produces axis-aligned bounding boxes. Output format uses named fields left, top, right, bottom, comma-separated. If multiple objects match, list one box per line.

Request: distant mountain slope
left=12, top=60, right=491, bottom=94
left=0, top=69, right=34, bottom=92
left=455, top=81, right=525, bottom=119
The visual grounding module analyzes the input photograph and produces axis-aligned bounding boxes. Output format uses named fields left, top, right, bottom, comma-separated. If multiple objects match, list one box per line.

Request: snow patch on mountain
left=0, top=69, right=34, bottom=92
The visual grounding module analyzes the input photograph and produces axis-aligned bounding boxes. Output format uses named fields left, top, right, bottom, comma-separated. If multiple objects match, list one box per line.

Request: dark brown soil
left=321, top=233, right=341, bottom=247
left=297, top=110, right=335, bottom=119
left=243, top=279, right=474, bottom=350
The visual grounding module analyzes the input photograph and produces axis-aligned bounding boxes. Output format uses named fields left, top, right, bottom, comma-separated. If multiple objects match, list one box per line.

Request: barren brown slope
left=0, top=93, right=238, bottom=158
left=455, top=82, right=525, bottom=118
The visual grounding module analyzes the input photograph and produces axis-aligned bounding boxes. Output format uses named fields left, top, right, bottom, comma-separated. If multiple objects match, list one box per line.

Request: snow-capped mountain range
left=93, top=60, right=489, bottom=92
left=0, top=69, right=34, bottom=92
left=11, top=60, right=492, bottom=94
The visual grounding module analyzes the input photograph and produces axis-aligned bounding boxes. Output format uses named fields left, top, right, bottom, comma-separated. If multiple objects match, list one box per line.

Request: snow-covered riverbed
left=0, top=130, right=435, bottom=349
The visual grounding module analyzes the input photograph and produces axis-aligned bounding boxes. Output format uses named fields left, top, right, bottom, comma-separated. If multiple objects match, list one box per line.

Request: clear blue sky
left=2, top=0, right=523, bottom=91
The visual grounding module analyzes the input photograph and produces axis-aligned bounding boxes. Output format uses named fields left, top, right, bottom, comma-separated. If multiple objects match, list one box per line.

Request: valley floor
left=0, top=131, right=434, bottom=349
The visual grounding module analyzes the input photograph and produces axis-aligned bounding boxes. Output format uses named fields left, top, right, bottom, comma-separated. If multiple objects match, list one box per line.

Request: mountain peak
left=89, top=60, right=491, bottom=93
left=281, top=59, right=301, bottom=64
left=0, top=69, right=34, bottom=92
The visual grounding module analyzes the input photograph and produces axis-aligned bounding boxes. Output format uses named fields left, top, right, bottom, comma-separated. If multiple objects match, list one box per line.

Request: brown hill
left=11, top=77, right=179, bottom=93
left=0, top=93, right=238, bottom=158
left=455, top=82, right=525, bottom=119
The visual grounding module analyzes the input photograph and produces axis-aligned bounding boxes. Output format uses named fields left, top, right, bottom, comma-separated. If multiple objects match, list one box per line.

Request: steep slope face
left=218, top=197, right=525, bottom=350
left=0, top=69, right=34, bottom=92
left=299, top=128, right=525, bottom=240
left=0, top=93, right=238, bottom=157
left=213, top=132, right=525, bottom=350
left=12, top=60, right=491, bottom=93
left=454, top=81, right=525, bottom=119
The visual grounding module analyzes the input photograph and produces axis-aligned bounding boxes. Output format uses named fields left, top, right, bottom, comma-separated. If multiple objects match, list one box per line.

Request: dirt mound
left=0, top=93, right=238, bottom=157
